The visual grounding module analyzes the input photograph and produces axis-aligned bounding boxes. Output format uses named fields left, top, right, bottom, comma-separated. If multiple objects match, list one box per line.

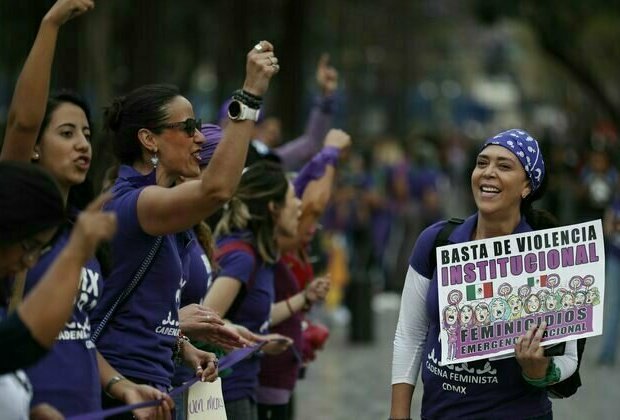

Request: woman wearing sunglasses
left=90, top=41, right=280, bottom=418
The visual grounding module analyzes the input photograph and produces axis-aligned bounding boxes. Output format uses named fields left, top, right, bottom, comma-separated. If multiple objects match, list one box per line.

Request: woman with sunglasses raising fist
left=90, top=41, right=280, bottom=417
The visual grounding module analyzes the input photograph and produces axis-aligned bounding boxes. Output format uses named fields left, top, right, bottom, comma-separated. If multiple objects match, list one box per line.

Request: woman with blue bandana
left=390, top=129, right=579, bottom=419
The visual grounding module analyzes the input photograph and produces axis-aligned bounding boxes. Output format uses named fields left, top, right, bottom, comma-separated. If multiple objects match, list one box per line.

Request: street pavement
left=295, top=293, right=620, bottom=420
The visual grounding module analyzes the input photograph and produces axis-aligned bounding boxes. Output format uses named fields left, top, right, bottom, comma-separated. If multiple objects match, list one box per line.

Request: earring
left=32, top=152, right=40, bottom=161
left=150, top=153, right=159, bottom=169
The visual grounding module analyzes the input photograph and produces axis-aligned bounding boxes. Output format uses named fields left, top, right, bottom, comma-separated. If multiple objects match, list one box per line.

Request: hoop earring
left=150, top=153, right=159, bottom=169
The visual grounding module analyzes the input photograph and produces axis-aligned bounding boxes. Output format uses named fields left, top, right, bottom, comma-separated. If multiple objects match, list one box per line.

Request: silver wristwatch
left=227, top=100, right=261, bottom=122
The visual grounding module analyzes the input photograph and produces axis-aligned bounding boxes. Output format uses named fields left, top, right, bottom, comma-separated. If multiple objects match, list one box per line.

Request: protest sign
left=437, top=220, right=604, bottom=365
left=187, top=378, right=227, bottom=420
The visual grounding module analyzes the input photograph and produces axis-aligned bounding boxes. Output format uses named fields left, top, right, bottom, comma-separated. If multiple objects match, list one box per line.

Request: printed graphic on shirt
left=58, top=267, right=100, bottom=343
left=155, top=276, right=185, bottom=337
left=75, top=267, right=100, bottom=312
left=425, top=348, right=498, bottom=395
left=437, top=220, right=605, bottom=364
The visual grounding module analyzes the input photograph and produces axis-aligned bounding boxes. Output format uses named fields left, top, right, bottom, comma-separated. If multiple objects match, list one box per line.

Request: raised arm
left=275, top=54, right=338, bottom=170
left=1, top=0, right=94, bottom=161
left=137, top=42, right=279, bottom=236
left=17, top=193, right=116, bottom=348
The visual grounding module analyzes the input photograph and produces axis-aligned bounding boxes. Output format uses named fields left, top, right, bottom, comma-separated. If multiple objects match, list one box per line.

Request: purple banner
left=456, top=306, right=593, bottom=359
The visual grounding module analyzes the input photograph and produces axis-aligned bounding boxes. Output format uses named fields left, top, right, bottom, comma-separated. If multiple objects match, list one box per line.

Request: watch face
left=228, top=101, right=241, bottom=118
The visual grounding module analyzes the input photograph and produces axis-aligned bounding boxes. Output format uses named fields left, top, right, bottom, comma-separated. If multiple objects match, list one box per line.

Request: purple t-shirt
left=181, top=230, right=212, bottom=308
left=215, top=231, right=275, bottom=402
left=91, top=165, right=187, bottom=388
left=173, top=230, right=212, bottom=385
left=411, top=214, right=551, bottom=419
left=24, top=225, right=101, bottom=415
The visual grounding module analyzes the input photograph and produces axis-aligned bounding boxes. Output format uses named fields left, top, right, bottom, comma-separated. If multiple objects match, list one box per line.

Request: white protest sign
left=187, top=377, right=227, bottom=420
left=436, top=220, right=605, bottom=365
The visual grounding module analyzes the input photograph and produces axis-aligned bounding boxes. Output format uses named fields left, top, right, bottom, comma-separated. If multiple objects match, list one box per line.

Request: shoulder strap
left=91, top=236, right=164, bottom=343
left=430, top=217, right=465, bottom=270
left=214, top=240, right=258, bottom=289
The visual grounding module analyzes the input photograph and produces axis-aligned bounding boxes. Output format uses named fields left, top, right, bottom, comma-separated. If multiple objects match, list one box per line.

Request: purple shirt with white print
left=172, top=230, right=213, bottom=386
left=412, top=214, right=550, bottom=419
left=24, top=224, right=102, bottom=415
left=90, top=165, right=187, bottom=388
left=215, top=230, right=275, bottom=402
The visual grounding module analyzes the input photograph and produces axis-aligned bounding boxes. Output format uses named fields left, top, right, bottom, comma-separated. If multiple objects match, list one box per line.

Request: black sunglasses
left=152, top=118, right=202, bottom=137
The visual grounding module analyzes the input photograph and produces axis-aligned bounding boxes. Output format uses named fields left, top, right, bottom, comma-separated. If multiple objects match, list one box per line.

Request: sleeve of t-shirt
left=216, top=250, right=256, bottom=287
left=392, top=265, right=431, bottom=386
left=106, top=187, right=145, bottom=237
left=0, top=312, right=48, bottom=374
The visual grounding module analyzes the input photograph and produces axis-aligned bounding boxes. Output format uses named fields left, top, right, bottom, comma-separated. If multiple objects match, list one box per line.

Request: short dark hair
left=0, top=161, right=66, bottom=246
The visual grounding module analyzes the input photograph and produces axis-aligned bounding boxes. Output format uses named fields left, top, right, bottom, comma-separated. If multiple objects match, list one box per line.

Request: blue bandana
left=482, top=129, right=545, bottom=192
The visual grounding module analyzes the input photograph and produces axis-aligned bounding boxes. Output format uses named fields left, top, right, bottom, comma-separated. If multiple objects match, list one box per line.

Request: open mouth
left=75, top=156, right=91, bottom=169
left=480, top=185, right=500, bottom=198
left=191, top=151, right=202, bottom=162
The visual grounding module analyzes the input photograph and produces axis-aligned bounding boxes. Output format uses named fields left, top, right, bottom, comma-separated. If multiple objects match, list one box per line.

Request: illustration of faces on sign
left=441, top=274, right=600, bottom=360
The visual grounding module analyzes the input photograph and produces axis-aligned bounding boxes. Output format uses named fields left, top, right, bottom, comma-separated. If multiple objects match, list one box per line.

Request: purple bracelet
left=294, top=146, right=340, bottom=197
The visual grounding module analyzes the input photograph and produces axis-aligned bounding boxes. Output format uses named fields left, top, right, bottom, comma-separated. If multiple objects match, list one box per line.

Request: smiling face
left=471, top=145, right=531, bottom=218
left=36, top=103, right=92, bottom=191
left=152, top=96, right=205, bottom=180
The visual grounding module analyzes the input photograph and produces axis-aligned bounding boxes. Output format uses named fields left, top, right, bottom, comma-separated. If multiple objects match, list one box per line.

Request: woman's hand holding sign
left=515, top=321, right=550, bottom=379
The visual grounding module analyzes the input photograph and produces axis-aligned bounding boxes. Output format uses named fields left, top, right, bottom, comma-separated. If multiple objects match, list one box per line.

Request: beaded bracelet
left=173, top=332, right=191, bottom=365
left=241, top=89, right=262, bottom=102
left=232, top=89, right=262, bottom=110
